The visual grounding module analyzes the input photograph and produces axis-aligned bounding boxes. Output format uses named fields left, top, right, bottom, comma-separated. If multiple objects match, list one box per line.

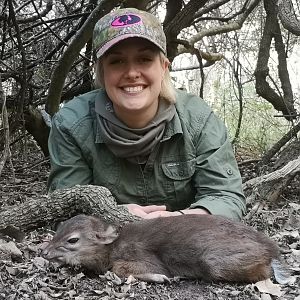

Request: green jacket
left=48, top=89, right=246, bottom=220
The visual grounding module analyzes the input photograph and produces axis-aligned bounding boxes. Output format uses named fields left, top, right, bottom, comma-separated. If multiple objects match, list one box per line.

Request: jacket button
left=226, top=168, right=233, bottom=175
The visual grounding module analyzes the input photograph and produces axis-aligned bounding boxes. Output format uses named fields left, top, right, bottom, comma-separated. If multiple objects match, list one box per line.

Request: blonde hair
left=94, top=52, right=176, bottom=103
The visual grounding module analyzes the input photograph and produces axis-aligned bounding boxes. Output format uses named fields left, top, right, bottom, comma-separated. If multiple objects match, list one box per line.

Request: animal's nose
left=41, top=248, right=48, bottom=258
left=39, top=241, right=50, bottom=258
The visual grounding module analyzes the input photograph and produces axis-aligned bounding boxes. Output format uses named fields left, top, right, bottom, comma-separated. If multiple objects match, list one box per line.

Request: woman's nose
left=125, top=63, right=141, bottom=79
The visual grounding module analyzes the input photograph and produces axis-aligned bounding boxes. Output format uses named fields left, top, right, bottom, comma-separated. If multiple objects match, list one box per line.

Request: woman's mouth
left=122, top=85, right=145, bottom=93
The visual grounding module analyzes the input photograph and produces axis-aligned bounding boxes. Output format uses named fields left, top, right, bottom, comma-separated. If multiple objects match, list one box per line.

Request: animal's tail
left=271, top=259, right=292, bottom=284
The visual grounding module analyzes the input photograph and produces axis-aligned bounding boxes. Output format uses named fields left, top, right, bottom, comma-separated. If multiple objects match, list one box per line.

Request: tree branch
left=8, top=0, right=28, bottom=115
left=185, top=0, right=260, bottom=48
left=0, top=185, right=140, bottom=232
left=17, top=0, right=53, bottom=24
left=0, top=74, right=14, bottom=179
left=244, top=154, right=300, bottom=205
left=278, top=0, right=300, bottom=36
left=46, top=0, right=120, bottom=116
left=254, top=0, right=297, bottom=120
left=258, top=121, right=300, bottom=167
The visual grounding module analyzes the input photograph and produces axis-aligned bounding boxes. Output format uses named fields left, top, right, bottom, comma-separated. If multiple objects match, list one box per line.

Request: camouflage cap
left=93, top=8, right=166, bottom=59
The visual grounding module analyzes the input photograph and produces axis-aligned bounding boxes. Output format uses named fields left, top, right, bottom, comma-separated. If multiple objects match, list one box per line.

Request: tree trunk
left=1, top=153, right=300, bottom=234
left=0, top=185, right=140, bottom=233
left=258, top=122, right=300, bottom=168
left=24, top=106, right=51, bottom=157
left=254, top=0, right=297, bottom=120
left=278, top=0, right=300, bottom=36
left=243, top=155, right=300, bottom=204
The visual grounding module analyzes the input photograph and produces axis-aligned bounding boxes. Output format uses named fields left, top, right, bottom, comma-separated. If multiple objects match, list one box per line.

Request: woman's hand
left=144, top=208, right=210, bottom=219
left=124, top=204, right=210, bottom=219
left=125, top=204, right=167, bottom=218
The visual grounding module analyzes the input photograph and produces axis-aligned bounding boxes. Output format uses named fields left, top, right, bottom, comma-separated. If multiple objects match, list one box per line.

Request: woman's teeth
left=123, top=86, right=144, bottom=93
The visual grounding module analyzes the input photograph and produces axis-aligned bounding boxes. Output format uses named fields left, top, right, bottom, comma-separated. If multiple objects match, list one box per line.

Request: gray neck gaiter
left=95, top=93, right=175, bottom=164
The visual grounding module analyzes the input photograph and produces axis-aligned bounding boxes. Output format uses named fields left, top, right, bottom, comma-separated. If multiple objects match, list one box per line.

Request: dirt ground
left=0, top=143, right=299, bottom=300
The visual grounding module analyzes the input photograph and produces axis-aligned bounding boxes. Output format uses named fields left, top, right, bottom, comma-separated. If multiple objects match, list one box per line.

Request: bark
left=0, top=185, right=140, bottom=233
left=187, top=0, right=260, bottom=46
left=164, top=0, right=209, bottom=38
left=61, top=81, right=93, bottom=102
left=273, top=139, right=300, bottom=170
left=17, top=0, right=53, bottom=23
left=1, top=155, right=299, bottom=233
left=258, top=121, right=300, bottom=168
left=122, top=0, right=150, bottom=10
left=243, top=155, right=300, bottom=204
left=164, top=0, right=209, bottom=62
left=278, top=0, right=300, bottom=36
left=0, top=74, right=13, bottom=179
left=24, top=106, right=51, bottom=157
left=46, top=0, right=120, bottom=116
left=163, top=0, right=183, bottom=62
left=254, top=0, right=297, bottom=120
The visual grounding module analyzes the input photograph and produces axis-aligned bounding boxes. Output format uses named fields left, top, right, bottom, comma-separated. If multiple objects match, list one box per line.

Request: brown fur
left=42, top=214, right=281, bottom=283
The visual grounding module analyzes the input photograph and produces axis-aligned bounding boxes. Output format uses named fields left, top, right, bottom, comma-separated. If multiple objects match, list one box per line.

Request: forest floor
left=0, top=142, right=299, bottom=300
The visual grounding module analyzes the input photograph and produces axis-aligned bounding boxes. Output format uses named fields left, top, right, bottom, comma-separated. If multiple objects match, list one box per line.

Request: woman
left=47, top=8, right=246, bottom=220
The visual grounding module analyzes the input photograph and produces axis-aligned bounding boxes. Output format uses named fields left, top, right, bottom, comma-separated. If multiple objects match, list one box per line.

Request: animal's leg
left=112, top=260, right=171, bottom=283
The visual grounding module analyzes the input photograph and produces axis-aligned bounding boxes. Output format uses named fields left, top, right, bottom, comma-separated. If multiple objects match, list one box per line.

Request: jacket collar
left=93, top=93, right=183, bottom=144
left=161, top=108, right=183, bottom=141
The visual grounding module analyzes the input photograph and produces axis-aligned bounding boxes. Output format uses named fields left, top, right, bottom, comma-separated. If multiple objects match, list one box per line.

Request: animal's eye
left=67, top=237, right=79, bottom=244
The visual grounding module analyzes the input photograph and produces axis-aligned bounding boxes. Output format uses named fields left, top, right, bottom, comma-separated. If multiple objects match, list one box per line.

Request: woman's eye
left=67, top=237, right=79, bottom=244
left=109, top=59, right=124, bottom=65
left=140, top=57, right=152, bottom=63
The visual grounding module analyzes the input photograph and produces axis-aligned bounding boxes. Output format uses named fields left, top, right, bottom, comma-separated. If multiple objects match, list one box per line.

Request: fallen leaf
left=261, top=293, right=272, bottom=300
left=289, top=203, right=300, bottom=210
left=291, top=249, right=300, bottom=256
left=50, top=292, right=63, bottom=298
left=125, top=275, right=137, bottom=284
left=0, top=240, right=22, bottom=257
left=35, top=290, right=52, bottom=300
left=5, top=266, right=19, bottom=276
left=103, top=271, right=122, bottom=285
left=113, top=291, right=128, bottom=298
left=0, top=226, right=25, bottom=242
left=253, top=279, right=283, bottom=297
left=32, top=257, right=49, bottom=269
left=92, top=290, right=105, bottom=295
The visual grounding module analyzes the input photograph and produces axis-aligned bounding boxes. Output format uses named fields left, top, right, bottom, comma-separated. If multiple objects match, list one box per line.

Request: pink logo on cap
left=111, top=14, right=142, bottom=27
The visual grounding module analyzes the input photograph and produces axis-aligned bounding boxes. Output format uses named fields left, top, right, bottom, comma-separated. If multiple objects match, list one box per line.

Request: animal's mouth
left=47, top=260, right=65, bottom=269
left=43, top=253, right=66, bottom=265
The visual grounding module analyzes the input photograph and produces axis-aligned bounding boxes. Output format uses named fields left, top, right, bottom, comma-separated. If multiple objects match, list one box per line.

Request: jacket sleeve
left=190, top=112, right=246, bottom=221
left=47, top=113, right=93, bottom=193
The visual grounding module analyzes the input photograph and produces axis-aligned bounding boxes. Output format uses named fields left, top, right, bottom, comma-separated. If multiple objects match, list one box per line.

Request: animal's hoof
left=134, top=273, right=171, bottom=283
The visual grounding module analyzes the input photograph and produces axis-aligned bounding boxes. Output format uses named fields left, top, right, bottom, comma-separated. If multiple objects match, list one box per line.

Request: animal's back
left=111, top=215, right=279, bottom=281
left=43, top=214, right=289, bottom=283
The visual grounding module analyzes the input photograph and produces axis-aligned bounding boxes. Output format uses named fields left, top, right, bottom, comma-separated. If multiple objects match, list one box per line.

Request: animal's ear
left=96, top=225, right=119, bottom=244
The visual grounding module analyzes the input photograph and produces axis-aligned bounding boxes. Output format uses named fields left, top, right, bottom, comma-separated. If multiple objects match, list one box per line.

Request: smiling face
left=100, top=38, right=169, bottom=128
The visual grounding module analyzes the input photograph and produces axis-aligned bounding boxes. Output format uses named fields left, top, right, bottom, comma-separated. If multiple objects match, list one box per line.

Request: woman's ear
left=94, top=60, right=105, bottom=89
left=162, top=58, right=170, bottom=73
left=160, top=58, right=170, bottom=81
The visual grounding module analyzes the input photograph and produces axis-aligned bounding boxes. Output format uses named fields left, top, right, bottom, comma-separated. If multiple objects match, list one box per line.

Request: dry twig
left=0, top=74, right=14, bottom=180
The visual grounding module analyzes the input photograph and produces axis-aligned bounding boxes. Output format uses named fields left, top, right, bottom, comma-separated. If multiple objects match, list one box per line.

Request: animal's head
left=42, top=215, right=119, bottom=272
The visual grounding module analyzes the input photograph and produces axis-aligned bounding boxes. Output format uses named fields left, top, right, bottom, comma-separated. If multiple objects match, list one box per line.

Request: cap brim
left=95, top=34, right=165, bottom=59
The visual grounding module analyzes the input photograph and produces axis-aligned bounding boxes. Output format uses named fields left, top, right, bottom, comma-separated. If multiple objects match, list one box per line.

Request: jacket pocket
left=161, top=159, right=196, bottom=210
left=162, top=159, right=196, bottom=180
